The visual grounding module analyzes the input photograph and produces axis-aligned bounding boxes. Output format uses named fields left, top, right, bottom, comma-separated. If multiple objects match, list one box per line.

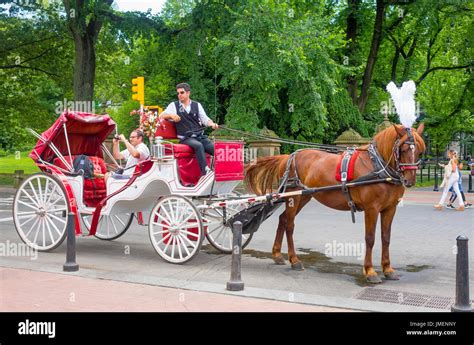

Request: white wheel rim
left=81, top=213, right=132, bottom=239
left=149, top=196, right=202, bottom=263
left=203, top=205, right=251, bottom=252
left=13, top=175, right=68, bottom=251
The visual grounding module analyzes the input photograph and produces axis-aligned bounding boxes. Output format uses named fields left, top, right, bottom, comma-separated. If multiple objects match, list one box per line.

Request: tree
left=63, top=0, right=113, bottom=102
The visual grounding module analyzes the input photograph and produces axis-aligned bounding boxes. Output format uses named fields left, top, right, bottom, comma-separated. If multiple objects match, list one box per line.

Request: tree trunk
left=73, top=34, right=96, bottom=102
left=346, top=0, right=359, bottom=103
left=63, top=0, right=113, bottom=103
left=357, top=0, right=386, bottom=113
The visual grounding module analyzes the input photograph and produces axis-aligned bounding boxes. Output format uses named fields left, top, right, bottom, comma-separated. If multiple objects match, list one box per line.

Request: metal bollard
left=428, top=165, right=431, bottom=182
left=451, top=235, right=471, bottom=312
left=420, top=166, right=423, bottom=183
left=433, top=172, right=439, bottom=192
left=63, top=212, right=79, bottom=272
left=468, top=174, right=473, bottom=193
left=226, top=221, right=244, bottom=291
left=13, top=170, right=24, bottom=188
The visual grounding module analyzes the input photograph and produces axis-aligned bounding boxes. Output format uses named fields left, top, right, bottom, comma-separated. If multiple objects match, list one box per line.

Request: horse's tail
left=245, top=155, right=289, bottom=195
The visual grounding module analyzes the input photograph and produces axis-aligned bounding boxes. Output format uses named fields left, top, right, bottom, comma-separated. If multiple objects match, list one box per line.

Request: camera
left=114, top=135, right=120, bottom=140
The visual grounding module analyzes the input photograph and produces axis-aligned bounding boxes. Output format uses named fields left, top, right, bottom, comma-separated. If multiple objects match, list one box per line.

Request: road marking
left=0, top=217, right=13, bottom=223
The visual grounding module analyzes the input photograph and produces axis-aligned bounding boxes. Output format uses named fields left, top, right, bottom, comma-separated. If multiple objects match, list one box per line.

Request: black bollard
left=226, top=221, right=244, bottom=291
left=420, top=166, right=423, bottom=183
left=468, top=174, right=473, bottom=193
left=428, top=165, right=431, bottom=182
left=433, top=172, right=439, bottom=192
left=451, top=235, right=471, bottom=312
left=63, top=212, right=79, bottom=272
left=13, top=170, right=24, bottom=188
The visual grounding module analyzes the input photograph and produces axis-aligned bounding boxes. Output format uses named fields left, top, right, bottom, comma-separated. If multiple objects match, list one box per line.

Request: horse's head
left=393, top=123, right=426, bottom=187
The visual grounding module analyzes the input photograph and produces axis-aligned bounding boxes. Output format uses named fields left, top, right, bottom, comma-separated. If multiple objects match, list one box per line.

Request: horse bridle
left=393, top=127, right=421, bottom=174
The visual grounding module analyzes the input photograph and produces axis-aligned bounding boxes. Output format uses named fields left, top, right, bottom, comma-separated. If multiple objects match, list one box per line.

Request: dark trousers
left=180, top=136, right=214, bottom=175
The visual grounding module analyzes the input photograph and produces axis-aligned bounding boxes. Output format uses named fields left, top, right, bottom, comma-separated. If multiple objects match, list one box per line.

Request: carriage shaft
left=208, top=177, right=393, bottom=209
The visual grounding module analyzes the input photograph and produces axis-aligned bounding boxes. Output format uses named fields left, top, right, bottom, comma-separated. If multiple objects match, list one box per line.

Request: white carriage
left=13, top=111, right=253, bottom=263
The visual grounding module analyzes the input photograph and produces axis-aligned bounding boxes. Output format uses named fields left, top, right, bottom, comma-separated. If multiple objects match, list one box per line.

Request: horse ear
left=393, top=124, right=405, bottom=138
left=416, top=122, right=425, bottom=135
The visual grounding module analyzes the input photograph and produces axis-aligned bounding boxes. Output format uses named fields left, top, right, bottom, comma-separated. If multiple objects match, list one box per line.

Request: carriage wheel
left=202, top=205, right=253, bottom=254
left=81, top=213, right=134, bottom=240
left=13, top=173, right=69, bottom=251
left=149, top=195, right=204, bottom=264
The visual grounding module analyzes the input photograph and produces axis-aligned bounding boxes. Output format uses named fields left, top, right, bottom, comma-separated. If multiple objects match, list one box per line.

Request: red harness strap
left=335, top=150, right=360, bottom=182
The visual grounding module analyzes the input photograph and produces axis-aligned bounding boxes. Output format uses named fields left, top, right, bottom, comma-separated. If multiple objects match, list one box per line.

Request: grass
left=0, top=151, right=39, bottom=174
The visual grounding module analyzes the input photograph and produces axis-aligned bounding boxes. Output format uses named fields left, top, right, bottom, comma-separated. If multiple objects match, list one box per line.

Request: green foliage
left=1, top=0, right=472, bottom=153
left=108, top=100, right=140, bottom=137
left=0, top=151, right=39, bottom=174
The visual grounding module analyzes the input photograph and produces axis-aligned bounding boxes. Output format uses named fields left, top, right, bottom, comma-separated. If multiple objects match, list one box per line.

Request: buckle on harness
left=341, top=172, right=348, bottom=182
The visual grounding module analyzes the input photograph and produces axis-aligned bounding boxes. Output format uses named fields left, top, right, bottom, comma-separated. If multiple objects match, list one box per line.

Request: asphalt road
left=1, top=184, right=473, bottom=312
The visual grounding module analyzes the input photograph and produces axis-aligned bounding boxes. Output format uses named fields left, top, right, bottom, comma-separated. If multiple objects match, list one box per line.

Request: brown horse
left=245, top=124, right=425, bottom=283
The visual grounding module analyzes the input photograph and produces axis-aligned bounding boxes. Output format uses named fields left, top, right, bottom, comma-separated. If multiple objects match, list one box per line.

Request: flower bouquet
left=130, top=108, right=161, bottom=141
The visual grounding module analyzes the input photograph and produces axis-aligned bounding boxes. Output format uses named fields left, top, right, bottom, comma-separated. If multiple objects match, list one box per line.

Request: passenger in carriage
left=160, top=82, right=219, bottom=177
left=104, top=129, right=150, bottom=182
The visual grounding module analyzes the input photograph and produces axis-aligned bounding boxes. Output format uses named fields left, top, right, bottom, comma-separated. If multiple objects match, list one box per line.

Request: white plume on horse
left=386, top=80, right=417, bottom=128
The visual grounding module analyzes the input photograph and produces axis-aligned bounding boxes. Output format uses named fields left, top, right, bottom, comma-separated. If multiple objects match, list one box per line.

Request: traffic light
left=131, top=76, right=144, bottom=105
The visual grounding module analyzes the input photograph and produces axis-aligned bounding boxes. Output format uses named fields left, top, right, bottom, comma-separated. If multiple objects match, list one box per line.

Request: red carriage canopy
left=29, top=111, right=116, bottom=164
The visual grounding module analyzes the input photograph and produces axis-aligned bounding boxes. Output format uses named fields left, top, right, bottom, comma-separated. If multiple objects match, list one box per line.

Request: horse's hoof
left=291, top=262, right=305, bottom=271
left=273, top=256, right=286, bottom=265
left=366, top=275, right=382, bottom=284
left=384, top=272, right=400, bottom=280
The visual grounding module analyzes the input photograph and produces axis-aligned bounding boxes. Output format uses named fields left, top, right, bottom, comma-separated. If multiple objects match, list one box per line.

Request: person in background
left=446, top=157, right=472, bottom=209
left=434, top=150, right=464, bottom=211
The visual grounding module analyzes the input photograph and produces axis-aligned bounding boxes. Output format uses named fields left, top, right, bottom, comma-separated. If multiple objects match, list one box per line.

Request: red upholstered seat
left=163, top=143, right=209, bottom=186
left=157, top=119, right=244, bottom=186
left=53, top=155, right=107, bottom=207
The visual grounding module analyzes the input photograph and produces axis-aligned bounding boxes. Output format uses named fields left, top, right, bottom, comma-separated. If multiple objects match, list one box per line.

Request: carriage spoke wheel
left=13, top=173, right=69, bottom=251
left=81, top=213, right=134, bottom=240
left=149, top=195, right=204, bottom=264
left=202, top=205, right=253, bottom=254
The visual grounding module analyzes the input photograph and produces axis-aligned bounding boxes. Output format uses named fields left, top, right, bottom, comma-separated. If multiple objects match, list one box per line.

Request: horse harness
left=278, top=128, right=420, bottom=223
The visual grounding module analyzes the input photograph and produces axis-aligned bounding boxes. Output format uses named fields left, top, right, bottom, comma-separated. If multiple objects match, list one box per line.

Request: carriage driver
left=104, top=129, right=150, bottom=183
left=160, top=83, right=218, bottom=176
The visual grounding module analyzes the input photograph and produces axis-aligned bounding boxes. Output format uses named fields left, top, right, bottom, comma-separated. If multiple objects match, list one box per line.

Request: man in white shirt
left=160, top=83, right=218, bottom=176
left=105, top=129, right=150, bottom=182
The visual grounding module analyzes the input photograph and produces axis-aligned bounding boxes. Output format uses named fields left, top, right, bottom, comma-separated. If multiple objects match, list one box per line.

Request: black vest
left=174, top=101, right=203, bottom=137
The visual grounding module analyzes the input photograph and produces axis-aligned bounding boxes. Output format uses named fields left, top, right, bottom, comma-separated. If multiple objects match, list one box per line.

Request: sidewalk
left=0, top=267, right=355, bottom=312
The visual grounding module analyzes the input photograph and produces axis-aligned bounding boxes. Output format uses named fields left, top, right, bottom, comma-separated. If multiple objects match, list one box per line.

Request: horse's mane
left=361, top=125, right=426, bottom=168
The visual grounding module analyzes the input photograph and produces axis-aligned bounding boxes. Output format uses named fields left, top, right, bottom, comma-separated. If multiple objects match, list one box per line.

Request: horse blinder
left=396, top=128, right=420, bottom=171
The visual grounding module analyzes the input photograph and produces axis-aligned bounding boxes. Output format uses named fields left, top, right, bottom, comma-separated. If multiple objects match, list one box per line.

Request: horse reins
left=217, top=125, right=344, bottom=153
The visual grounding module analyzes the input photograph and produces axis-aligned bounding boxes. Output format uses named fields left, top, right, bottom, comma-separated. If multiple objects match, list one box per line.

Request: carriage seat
left=163, top=143, right=210, bottom=186
left=155, top=118, right=244, bottom=185
left=154, top=117, right=210, bottom=186
left=53, top=155, right=107, bottom=207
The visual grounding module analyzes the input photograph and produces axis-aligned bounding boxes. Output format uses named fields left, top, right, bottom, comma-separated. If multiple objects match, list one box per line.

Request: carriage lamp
left=152, top=136, right=165, bottom=160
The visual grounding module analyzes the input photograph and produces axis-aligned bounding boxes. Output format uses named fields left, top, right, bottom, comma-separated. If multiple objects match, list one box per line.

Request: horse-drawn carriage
left=13, top=111, right=254, bottom=263
left=13, top=109, right=426, bottom=282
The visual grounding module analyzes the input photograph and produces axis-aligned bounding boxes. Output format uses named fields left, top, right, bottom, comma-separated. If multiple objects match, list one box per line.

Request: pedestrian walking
left=434, top=150, right=464, bottom=211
